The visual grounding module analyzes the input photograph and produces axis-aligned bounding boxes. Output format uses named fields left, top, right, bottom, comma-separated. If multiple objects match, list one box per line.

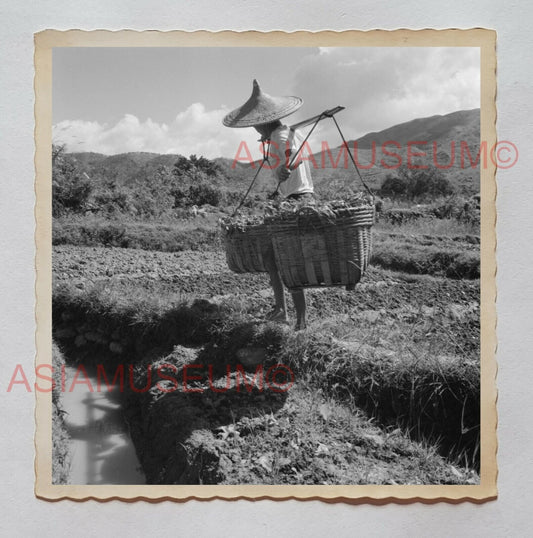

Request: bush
left=187, top=182, right=222, bottom=207
left=380, top=164, right=455, bottom=201
left=187, top=154, right=223, bottom=178
left=91, top=180, right=135, bottom=216
left=131, top=166, right=176, bottom=218
left=52, top=145, right=93, bottom=216
left=51, top=150, right=229, bottom=218
left=172, top=156, right=224, bottom=208
left=379, top=175, right=406, bottom=197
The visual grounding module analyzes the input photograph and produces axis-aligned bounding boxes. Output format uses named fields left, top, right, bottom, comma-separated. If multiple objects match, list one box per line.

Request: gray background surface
left=1, top=1, right=531, bottom=535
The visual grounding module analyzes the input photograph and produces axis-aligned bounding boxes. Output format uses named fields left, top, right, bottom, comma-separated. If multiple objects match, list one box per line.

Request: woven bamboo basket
left=220, top=219, right=271, bottom=273
left=266, top=204, right=374, bottom=290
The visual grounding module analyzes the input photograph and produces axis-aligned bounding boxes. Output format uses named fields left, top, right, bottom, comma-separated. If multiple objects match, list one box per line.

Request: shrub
left=188, top=154, right=223, bottom=177
left=187, top=182, right=222, bottom=207
left=379, top=175, right=406, bottom=198
left=172, top=156, right=224, bottom=208
left=52, top=144, right=93, bottom=216
left=91, top=180, right=135, bottom=216
left=380, top=164, right=455, bottom=201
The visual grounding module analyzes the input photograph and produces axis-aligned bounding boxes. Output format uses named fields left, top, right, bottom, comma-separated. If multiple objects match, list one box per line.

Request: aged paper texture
left=35, top=29, right=497, bottom=502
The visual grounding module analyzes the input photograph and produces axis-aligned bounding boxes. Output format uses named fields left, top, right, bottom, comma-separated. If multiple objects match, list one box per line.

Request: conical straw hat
left=223, top=79, right=303, bottom=128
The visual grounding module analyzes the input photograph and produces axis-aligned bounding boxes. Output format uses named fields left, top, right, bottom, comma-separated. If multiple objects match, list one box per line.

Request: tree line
left=53, top=145, right=457, bottom=219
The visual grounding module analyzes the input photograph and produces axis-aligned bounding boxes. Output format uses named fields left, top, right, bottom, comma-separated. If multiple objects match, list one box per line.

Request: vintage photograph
left=35, top=30, right=496, bottom=501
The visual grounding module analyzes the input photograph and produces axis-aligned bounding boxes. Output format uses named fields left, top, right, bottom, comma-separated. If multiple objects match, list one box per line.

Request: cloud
left=290, top=47, right=480, bottom=145
left=53, top=48, right=480, bottom=159
left=53, top=103, right=263, bottom=160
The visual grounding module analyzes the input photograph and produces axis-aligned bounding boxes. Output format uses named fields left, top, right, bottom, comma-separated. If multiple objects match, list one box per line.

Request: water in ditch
left=61, top=364, right=146, bottom=485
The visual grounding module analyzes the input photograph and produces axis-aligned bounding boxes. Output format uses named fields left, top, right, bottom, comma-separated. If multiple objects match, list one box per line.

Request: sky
left=52, top=46, right=480, bottom=159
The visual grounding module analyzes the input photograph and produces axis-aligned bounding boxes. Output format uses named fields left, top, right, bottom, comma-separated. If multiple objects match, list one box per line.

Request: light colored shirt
left=266, top=125, right=314, bottom=197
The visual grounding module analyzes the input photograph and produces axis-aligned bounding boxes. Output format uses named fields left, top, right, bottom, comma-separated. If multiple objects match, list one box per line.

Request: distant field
left=53, top=210, right=480, bottom=279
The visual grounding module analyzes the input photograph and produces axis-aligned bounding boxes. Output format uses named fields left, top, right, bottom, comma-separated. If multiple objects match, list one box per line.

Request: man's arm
left=269, top=128, right=301, bottom=182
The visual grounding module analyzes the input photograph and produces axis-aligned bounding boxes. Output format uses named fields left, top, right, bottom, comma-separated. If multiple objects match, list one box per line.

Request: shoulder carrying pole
left=233, top=106, right=373, bottom=214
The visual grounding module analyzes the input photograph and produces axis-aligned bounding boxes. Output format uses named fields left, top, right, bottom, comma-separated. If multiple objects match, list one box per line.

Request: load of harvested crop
left=264, top=192, right=373, bottom=218
left=221, top=193, right=375, bottom=289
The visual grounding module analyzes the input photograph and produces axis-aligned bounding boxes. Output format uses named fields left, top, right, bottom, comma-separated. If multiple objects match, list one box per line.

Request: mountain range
left=67, top=108, right=480, bottom=196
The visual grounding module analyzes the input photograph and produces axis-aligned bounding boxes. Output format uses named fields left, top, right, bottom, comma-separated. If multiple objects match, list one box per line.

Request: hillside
left=69, top=151, right=184, bottom=185
left=310, top=108, right=480, bottom=196
left=351, top=109, right=479, bottom=149
left=66, top=108, right=480, bottom=197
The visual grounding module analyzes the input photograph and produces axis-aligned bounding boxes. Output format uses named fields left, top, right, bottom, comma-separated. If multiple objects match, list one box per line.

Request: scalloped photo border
left=34, top=29, right=497, bottom=503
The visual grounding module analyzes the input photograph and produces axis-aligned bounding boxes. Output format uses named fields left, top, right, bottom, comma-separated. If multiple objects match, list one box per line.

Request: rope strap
left=232, top=108, right=373, bottom=215
left=231, top=149, right=270, bottom=217
left=331, top=115, right=374, bottom=197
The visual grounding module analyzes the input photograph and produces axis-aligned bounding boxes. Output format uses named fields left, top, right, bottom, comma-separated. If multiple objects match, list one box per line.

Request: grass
left=371, top=233, right=479, bottom=279
left=198, top=317, right=480, bottom=469
left=53, top=215, right=221, bottom=252
left=53, top=213, right=480, bottom=281
left=214, top=386, right=478, bottom=485
left=376, top=216, right=479, bottom=237
left=291, top=332, right=479, bottom=462
left=52, top=280, right=237, bottom=365
left=371, top=216, right=480, bottom=279
left=123, top=344, right=478, bottom=485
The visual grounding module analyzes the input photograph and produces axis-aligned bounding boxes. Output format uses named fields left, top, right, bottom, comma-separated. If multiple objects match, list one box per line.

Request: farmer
left=223, top=79, right=315, bottom=330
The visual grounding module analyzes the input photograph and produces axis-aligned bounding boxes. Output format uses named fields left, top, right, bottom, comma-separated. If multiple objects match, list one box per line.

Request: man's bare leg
left=291, top=288, right=306, bottom=330
left=267, top=268, right=288, bottom=321
left=263, top=245, right=288, bottom=322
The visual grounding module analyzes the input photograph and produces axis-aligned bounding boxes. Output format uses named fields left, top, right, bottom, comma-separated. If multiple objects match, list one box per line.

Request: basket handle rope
left=273, top=110, right=375, bottom=200
left=232, top=112, right=326, bottom=214
left=231, top=150, right=270, bottom=217
left=330, top=115, right=374, bottom=199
